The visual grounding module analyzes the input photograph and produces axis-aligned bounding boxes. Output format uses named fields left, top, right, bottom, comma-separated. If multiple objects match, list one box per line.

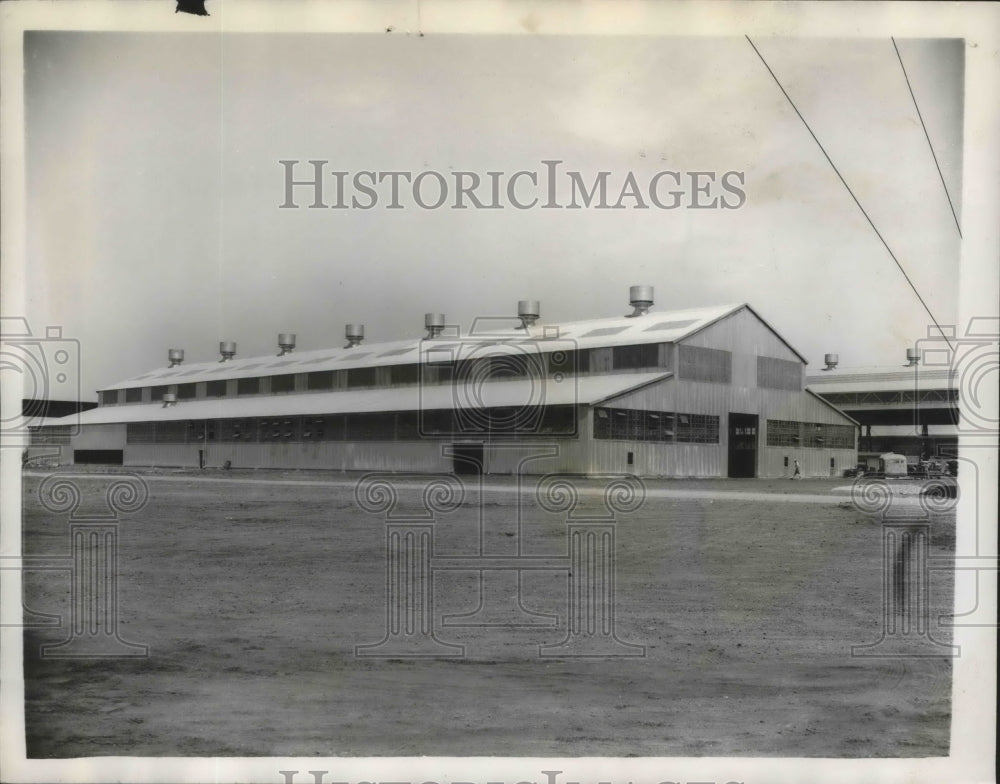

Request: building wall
left=114, top=438, right=589, bottom=474
left=24, top=445, right=65, bottom=465
left=584, top=438, right=725, bottom=477
left=120, top=441, right=451, bottom=471
left=72, top=424, right=127, bottom=451
left=483, top=438, right=590, bottom=475
left=588, top=373, right=856, bottom=478
left=759, top=447, right=857, bottom=478
left=679, top=306, right=803, bottom=383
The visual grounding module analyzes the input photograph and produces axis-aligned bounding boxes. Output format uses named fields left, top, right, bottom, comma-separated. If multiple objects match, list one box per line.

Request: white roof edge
left=591, top=372, right=674, bottom=406
left=804, top=388, right=861, bottom=426
left=63, top=372, right=673, bottom=426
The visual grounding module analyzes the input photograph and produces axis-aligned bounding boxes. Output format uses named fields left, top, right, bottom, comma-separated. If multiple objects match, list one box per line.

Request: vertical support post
left=541, top=523, right=644, bottom=657
left=355, top=523, right=463, bottom=658
left=42, top=521, right=147, bottom=658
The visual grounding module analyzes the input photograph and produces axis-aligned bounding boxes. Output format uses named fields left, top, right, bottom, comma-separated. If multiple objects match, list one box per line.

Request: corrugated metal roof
left=805, top=376, right=956, bottom=394
left=806, top=365, right=956, bottom=388
left=101, top=304, right=741, bottom=391
left=66, top=372, right=673, bottom=425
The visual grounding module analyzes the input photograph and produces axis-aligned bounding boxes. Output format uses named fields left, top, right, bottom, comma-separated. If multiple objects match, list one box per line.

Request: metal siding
left=124, top=444, right=200, bottom=467
left=681, top=307, right=803, bottom=372
left=71, top=424, right=127, bottom=451
left=594, top=375, right=856, bottom=477
left=25, top=445, right=67, bottom=465
left=584, top=439, right=725, bottom=477
left=761, top=448, right=857, bottom=478
left=611, top=379, right=854, bottom=427
left=124, top=441, right=452, bottom=471
left=483, top=441, right=585, bottom=475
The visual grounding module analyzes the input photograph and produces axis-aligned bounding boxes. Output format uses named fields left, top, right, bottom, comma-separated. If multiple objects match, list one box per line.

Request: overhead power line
left=745, top=35, right=954, bottom=351
left=892, top=37, right=963, bottom=238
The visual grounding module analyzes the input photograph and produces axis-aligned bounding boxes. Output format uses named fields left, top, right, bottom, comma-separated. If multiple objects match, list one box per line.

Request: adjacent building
left=806, top=349, right=958, bottom=467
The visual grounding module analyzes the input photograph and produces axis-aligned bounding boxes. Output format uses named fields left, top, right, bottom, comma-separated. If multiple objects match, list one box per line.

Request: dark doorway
left=73, top=449, right=124, bottom=465
left=727, top=413, right=758, bottom=478
left=451, top=443, right=484, bottom=475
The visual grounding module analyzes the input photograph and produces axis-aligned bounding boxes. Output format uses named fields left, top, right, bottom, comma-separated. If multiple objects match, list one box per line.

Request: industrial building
left=806, top=349, right=958, bottom=468
left=34, top=288, right=858, bottom=477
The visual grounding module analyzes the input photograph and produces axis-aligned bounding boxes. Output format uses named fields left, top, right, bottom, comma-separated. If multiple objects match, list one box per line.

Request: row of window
left=678, top=345, right=732, bottom=384
left=757, top=356, right=803, bottom=391
left=593, top=408, right=721, bottom=444
left=124, top=406, right=579, bottom=444
left=818, top=389, right=957, bottom=405
left=765, top=419, right=856, bottom=449
left=101, top=347, right=672, bottom=405
left=28, top=425, right=73, bottom=445
left=590, top=411, right=854, bottom=448
left=97, top=351, right=614, bottom=405
left=101, top=345, right=805, bottom=406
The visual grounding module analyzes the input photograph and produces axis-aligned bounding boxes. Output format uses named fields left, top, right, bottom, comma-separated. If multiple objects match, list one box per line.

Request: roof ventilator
left=344, top=324, right=365, bottom=348
left=277, top=333, right=296, bottom=356
left=517, top=300, right=540, bottom=330
left=625, top=285, right=654, bottom=318
left=425, top=313, right=446, bottom=339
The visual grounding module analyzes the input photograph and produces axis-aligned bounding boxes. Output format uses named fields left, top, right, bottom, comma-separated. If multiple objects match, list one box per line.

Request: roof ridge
left=101, top=303, right=741, bottom=390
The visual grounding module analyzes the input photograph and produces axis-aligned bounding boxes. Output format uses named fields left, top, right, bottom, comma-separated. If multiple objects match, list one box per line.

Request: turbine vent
left=219, top=341, right=237, bottom=362
left=906, top=348, right=920, bottom=366
left=823, top=353, right=839, bottom=371
left=625, top=285, right=654, bottom=318
left=424, top=313, right=446, bottom=339
left=517, top=300, right=540, bottom=329
left=167, top=348, right=184, bottom=367
left=278, top=333, right=297, bottom=356
left=344, top=324, right=365, bottom=348
left=162, top=392, right=177, bottom=407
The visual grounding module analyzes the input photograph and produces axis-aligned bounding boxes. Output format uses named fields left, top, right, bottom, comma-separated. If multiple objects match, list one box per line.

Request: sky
left=23, top=33, right=964, bottom=399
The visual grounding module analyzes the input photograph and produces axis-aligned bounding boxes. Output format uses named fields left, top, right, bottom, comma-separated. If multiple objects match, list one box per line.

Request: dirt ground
left=19, top=469, right=955, bottom=757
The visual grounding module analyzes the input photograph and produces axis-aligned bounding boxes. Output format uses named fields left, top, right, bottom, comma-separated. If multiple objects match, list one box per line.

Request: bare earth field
left=20, top=470, right=955, bottom=757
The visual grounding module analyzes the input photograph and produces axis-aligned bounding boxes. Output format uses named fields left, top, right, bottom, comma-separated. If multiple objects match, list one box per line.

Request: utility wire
left=745, top=36, right=954, bottom=351
left=892, top=37, right=962, bottom=238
